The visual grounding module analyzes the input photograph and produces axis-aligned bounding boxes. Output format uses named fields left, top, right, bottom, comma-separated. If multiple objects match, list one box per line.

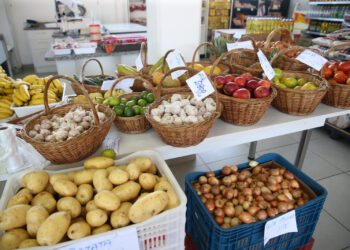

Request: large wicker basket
left=145, top=66, right=221, bottom=147
left=22, top=75, right=115, bottom=164
left=109, top=75, right=155, bottom=134
left=321, top=43, right=350, bottom=109
left=72, top=58, right=115, bottom=95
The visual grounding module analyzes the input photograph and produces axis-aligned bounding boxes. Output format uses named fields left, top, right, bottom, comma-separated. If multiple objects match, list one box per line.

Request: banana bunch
left=0, top=67, right=15, bottom=118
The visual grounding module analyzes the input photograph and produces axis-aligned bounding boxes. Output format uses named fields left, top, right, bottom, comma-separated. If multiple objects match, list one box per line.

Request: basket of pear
left=72, top=89, right=124, bottom=105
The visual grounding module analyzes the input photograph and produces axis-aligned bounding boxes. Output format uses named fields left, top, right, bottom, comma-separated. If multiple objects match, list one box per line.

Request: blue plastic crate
left=185, top=153, right=327, bottom=250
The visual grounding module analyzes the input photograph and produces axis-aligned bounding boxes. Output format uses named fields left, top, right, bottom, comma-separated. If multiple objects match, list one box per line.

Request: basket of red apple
left=320, top=43, right=350, bottom=109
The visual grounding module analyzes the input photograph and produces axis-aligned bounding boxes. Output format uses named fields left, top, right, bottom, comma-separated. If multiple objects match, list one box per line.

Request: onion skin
left=270, top=200, right=278, bottom=208
left=246, top=195, right=253, bottom=202
left=257, top=210, right=268, bottom=221
left=215, top=216, right=224, bottom=225
left=224, top=205, right=235, bottom=217
left=270, top=168, right=280, bottom=176
left=261, top=187, right=271, bottom=194
left=277, top=202, right=288, bottom=213
left=215, top=199, right=225, bottom=208
left=292, top=190, right=302, bottom=199
left=235, top=206, right=243, bottom=216
left=290, top=180, right=300, bottom=189
left=208, top=177, right=220, bottom=185
left=206, top=171, right=215, bottom=178
left=237, top=196, right=245, bottom=205
left=252, top=166, right=262, bottom=175
left=222, top=176, right=232, bottom=186
left=232, top=189, right=238, bottom=198
left=242, top=201, right=251, bottom=210
left=238, top=173, right=247, bottom=181
left=224, top=188, right=235, bottom=200
left=242, top=188, right=253, bottom=196
left=205, top=199, right=215, bottom=213
left=199, top=176, right=207, bottom=184
left=263, top=193, right=275, bottom=201
left=253, top=187, right=261, bottom=196
left=201, top=184, right=211, bottom=194
left=268, top=176, right=278, bottom=185
left=248, top=206, right=260, bottom=216
left=211, top=185, right=220, bottom=195
left=222, top=166, right=232, bottom=176
left=232, top=198, right=238, bottom=206
left=258, top=200, right=270, bottom=209
left=246, top=177, right=253, bottom=185
left=281, top=180, right=290, bottom=189
left=230, top=165, right=238, bottom=173
left=284, top=171, right=295, bottom=180
left=239, top=212, right=254, bottom=224
left=267, top=207, right=278, bottom=218
left=221, top=223, right=231, bottom=229
left=231, top=217, right=240, bottom=227
left=214, top=208, right=224, bottom=217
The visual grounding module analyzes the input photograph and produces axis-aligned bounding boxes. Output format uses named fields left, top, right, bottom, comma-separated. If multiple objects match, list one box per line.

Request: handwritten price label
left=135, top=53, right=143, bottom=71
left=186, top=71, right=215, bottom=101
left=101, top=79, right=134, bottom=91
left=166, top=50, right=186, bottom=79
left=257, top=49, right=276, bottom=80
left=226, top=41, right=254, bottom=51
left=264, top=210, right=298, bottom=246
left=296, top=49, right=328, bottom=71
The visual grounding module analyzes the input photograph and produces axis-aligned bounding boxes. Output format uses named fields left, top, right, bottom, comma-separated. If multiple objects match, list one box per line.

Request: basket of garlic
left=145, top=67, right=221, bottom=147
left=109, top=75, right=155, bottom=134
left=21, top=75, right=116, bottom=164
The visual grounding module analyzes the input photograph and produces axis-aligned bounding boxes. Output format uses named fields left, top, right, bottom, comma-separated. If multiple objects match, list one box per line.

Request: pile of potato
left=0, top=156, right=180, bottom=249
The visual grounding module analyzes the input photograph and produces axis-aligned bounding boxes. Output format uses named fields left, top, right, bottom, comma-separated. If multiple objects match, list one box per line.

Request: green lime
left=141, top=91, right=148, bottom=100
left=124, top=106, right=135, bottom=117
left=146, top=93, right=155, bottom=103
left=109, top=96, right=120, bottom=106
left=126, top=100, right=136, bottom=107
left=102, top=98, right=110, bottom=106
left=140, top=106, right=147, bottom=115
left=132, top=105, right=141, bottom=115
left=130, top=96, right=139, bottom=103
left=113, top=105, right=124, bottom=116
left=137, top=98, right=147, bottom=107
left=101, top=149, right=116, bottom=159
left=120, top=98, right=127, bottom=105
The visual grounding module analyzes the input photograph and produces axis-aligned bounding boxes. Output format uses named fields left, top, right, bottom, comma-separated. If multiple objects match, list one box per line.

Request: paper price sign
left=166, top=50, right=186, bottom=79
left=296, top=49, right=328, bottom=71
left=135, top=53, right=143, bottom=71
left=264, top=210, right=298, bottom=246
left=227, top=41, right=254, bottom=51
left=257, top=49, right=275, bottom=80
left=101, top=79, right=134, bottom=91
left=186, top=71, right=215, bottom=101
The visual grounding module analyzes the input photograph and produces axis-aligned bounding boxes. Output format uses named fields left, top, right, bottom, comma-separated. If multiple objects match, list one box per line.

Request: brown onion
left=205, top=199, right=215, bottom=213
left=256, top=210, right=268, bottom=221
left=285, top=192, right=293, bottom=201
left=204, top=193, right=214, bottom=200
left=221, top=223, right=231, bottom=229
left=215, top=199, right=225, bottom=208
left=222, top=176, right=232, bottom=186
left=292, top=190, right=302, bottom=199
left=224, top=188, right=235, bottom=200
left=257, top=181, right=264, bottom=187
left=283, top=171, right=295, bottom=180
left=215, top=216, right=224, bottom=225
left=246, top=177, right=253, bottom=185
left=211, top=185, right=220, bottom=195
left=222, top=166, right=232, bottom=176
left=239, top=212, right=254, bottom=224
left=242, top=201, right=251, bottom=210
left=237, top=182, right=247, bottom=190
left=278, top=202, right=288, bottom=213
left=233, top=189, right=238, bottom=198
left=238, top=196, right=245, bottom=204
left=235, top=206, right=243, bottom=216
left=297, top=199, right=305, bottom=207
left=216, top=194, right=223, bottom=200
left=258, top=200, right=270, bottom=209
left=252, top=165, right=262, bottom=175
left=277, top=194, right=290, bottom=202
left=224, top=216, right=231, bottom=224
left=279, top=168, right=286, bottom=175
left=232, top=198, right=238, bottom=206
left=224, top=205, right=235, bottom=217
left=206, top=171, right=215, bottom=178
left=290, top=180, right=300, bottom=189
left=214, top=208, right=224, bottom=217
left=246, top=195, right=253, bottom=202
left=201, top=184, right=211, bottom=194
left=230, top=174, right=238, bottom=183
left=256, top=196, right=264, bottom=202
left=200, top=196, right=207, bottom=203
left=270, top=168, right=280, bottom=176
left=268, top=184, right=280, bottom=192
left=242, top=188, right=253, bottom=196
left=208, top=176, right=220, bottom=185
left=270, top=200, right=278, bottom=207
left=230, top=165, right=238, bottom=173
left=238, top=173, right=247, bottom=181
left=253, top=187, right=262, bottom=196
left=199, top=176, right=208, bottom=184
left=262, top=193, right=275, bottom=201
left=261, top=187, right=271, bottom=194
left=259, top=174, right=268, bottom=182
left=287, top=202, right=294, bottom=210
left=268, top=176, right=278, bottom=185
left=231, top=217, right=240, bottom=227
left=267, top=207, right=278, bottom=218
left=281, top=180, right=290, bottom=189
left=275, top=175, right=283, bottom=183
left=248, top=206, right=260, bottom=216
left=193, top=182, right=201, bottom=191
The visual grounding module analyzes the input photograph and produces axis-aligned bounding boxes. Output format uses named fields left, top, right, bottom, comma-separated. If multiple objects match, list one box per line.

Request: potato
left=26, top=205, right=49, bottom=237
left=109, top=169, right=129, bottom=185
left=18, top=239, right=39, bottom=248
left=37, top=211, right=71, bottom=246
left=0, top=228, right=29, bottom=250
left=32, top=191, right=56, bottom=213
left=139, top=173, right=157, bottom=191
left=53, top=179, right=78, bottom=196
left=6, top=188, right=32, bottom=208
left=106, top=166, right=118, bottom=173
left=84, top=156, right=114, bottom=169
left=45, top=183, right=55, bottom=194
left=67, top=171, right=77, bottom=181
left=92, top=224, right=112, bottom=235
left=112, top=181, right=141, bottom=202
left=138, top=192, right=149, bottom=200
left=157, top=177, right=168, bottom=182
left=21, top=171, right=49, bottom=194
left=67, top=220, right=91, bottom=240
left=76, top=184, right=94, bottom=205
left=147, top=163, right=158, bottom=175
left=85, top=200, right=98, bottom=212
left=129, top=191, right=169, bottom=223
left=126, top=163, right=141, bottom=180
left=93, top=169, right=113, bottom=192
left=71, top=216, right=85, bottom=224
left=110, top=202, right=132, bottom=229
left=0, top=204, right=31, bottom=230
left=73, top=169, right=95, bottom=185
left=154, top=181, right=180, bottom=209
left=86, top=209, right=107, bottom=227
left=57, top=197, right=81, bottom=218
left=94, top=190, right=120, bottom=211
left=115, top=165, right=127, bottom=171
left=129, top=157, right=153, bottom=172
left=49, top=173, right=69, bottom=185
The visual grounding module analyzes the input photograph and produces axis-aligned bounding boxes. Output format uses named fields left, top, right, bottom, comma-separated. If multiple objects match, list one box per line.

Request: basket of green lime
left=106, top=76, right=155, bottom=134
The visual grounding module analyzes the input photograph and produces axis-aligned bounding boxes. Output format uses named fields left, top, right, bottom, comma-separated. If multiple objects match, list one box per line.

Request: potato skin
left=94, top=190, right=120, bottom=211
left=129, top=157, right=153, bottom=172
left=67, top=220, right=91, bottom=240
left=109, top=169, right=129, bottom=185
left=26, top=205, right=49, bottom=237
left=0, top=204, right=31, bottom=230
left=129, top=191, right=169, bottom=223
left=73, top=170, right=95, bottom=185
left=92, top=224, right=112, bottom=235
left=21, top=171, right=49, bottom=194
left=36, top=211, right=71, bottom=246
left=86, top=209, right=107, bottom=227
left=18, top=239, right=40, bottom=248
left=85, top=200, right=98, bottom=212
left=31, top=191, right=56, bottom=213
left=110, top=202, right=132, bottom=229
left=57, top=197, right=82, bottom=218
left=6, top=188, right=32, bottom=208
left=67, top=171, right=77, bottom=182
left=0, top=228, right=29, bottom=250
left=126, top=163, right=141, bottom=180
left=76, top=184, right=94, bottom=205
left=112, top=181, right=141, bottom=202
left=139, top=173, right=157, bottom=191
left=49, top=173, right=69, bottom=185
left=146, top=163, right=158, bottom=175
left=84, top=156, right=114, bottom=169
left=93, top=169, right=113, bottom=192
left=53, top=179, right=78, bottom=197
left=154, top=181, right=180, bottom=209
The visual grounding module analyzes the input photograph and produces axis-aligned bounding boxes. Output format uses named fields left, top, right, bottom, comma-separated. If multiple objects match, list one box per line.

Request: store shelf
left=309, top=1, right=350, bottom=5
left=234, top=7, right=256, bottom=11
left=302, top=30, right=329, bottom=36
left=306, top=16, right=344, bottom=22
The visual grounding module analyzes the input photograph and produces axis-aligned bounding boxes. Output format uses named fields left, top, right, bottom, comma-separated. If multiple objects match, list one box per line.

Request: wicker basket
left=145, top=66, right=221, bottom=147
left=269, top=71, right=328, bottom=115
left=264, top=28, right=293, bottom=53
left=109, top=75, right=155, bottom=134
left=22, top=75, right=115, bottom=164
left=72, top=58, right=115, bottom=95
left=321, top=43, right=350, bottom=109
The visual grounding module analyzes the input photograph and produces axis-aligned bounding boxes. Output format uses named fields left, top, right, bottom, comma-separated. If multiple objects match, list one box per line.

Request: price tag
left=214, top=31, right=220, bottom=39
left=135, top=53, right=143, bottom=71
left=101, top=79, right=134, bottom=91
left=257, top=49, right=276, bottom=80
left=264, top=210, right=298, bottom=246
left=102, top=136, right=120, bottom=154
left=166, top=50, right=186, bottom=79
left=186, top=71, right=215, bottom=101
left=226, top=40, right=254, bottom=51
left=59, top=227, right=140, bottom=250
left=296, top=49, right=328, bottom=71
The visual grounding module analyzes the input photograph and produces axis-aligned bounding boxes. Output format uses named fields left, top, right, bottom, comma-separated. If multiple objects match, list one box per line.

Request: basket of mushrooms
left=145, top=66, right=221, bottom=147
left=21, top=75, right=116, bottom=164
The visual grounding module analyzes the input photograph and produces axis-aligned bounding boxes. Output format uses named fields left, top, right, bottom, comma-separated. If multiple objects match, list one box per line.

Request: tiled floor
left=166, top=127, right=350, bottom=250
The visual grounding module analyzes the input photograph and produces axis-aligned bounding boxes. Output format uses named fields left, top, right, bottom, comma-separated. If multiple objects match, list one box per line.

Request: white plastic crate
left=73, top=42, right=97, bottom=55
left=0, top=150, right=187, bottom=250
left=51, top=44, right=72, bottom=55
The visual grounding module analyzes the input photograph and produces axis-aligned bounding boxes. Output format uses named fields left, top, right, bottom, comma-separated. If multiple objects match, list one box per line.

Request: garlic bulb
left=73, top=115, right=83, bottom=123
left=41, top=121, right=52, bottom=130
left=198, top=106, right=206, bottom=116
left=153, top=115, right=161, bottom=122
left=45, top=135, right=55, bottom=142
left=170, top=103, right=181, bottom=115
left=185, top=104, right=198, bottom=116
left=40, top=129, right=50, bottom=137
left=28, top=130, right=38, bottom=138
left=203, top=111, right=212, bottom=119
left=68, top=129, right=80, bottom=138
left=80, top=121, right=90, bottom=129
left=171, top=94, right=182, bottom=103
left=205, top=102, right=216, bottom=113
left=151, top=108, right=162, bottom=117
left=174, top=116, right=183, bottom=125
left=97, top=112, right=106, bottom=122
left=53, top=129, right=68, bottom=142
left=76, top=125, right=84, bottom=133
left=160, top=116, right=174, bottom=124
left=180, top=99, right=190, bottom=107
left=34, top=124, right=41, bottom=132
left=34, top=134, right=44, bottom=142
left=190, top=97, right=199, bottom=106
left=197, top=115, right=205, bottom=123
left=184, top=116, right=198, bottom=124
left=83, top=116, right=92, bottom=123
left=61, top=122, right=70, bottom=131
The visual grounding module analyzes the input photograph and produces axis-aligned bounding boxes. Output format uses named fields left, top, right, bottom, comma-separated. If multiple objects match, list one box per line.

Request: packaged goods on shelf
left=246, top=17, right=294, bottom=34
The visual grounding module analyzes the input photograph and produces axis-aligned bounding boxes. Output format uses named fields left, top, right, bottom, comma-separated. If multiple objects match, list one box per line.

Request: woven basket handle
left=81, top=58, right=105, bottom=86
left=320, top=42, right=350, bottom=76
left=238, top=35, right=258, bottom=51
left=109, top=75, right=155, bottom=95
left=45, top=75, right=100, bottom=126
left=139, top=42, right=148, bottom=75
left=264, top=28, right=293, bottom=49
left=161, top=49, right=186, bottom=73
left=191, top=42, right=217, bottom=67
left=269, top=46, right=308, bottom=66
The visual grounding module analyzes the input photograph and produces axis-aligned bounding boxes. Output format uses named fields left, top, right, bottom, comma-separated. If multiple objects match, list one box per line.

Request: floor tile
left=166, top=155, right=209, bottom=190
left=313, top=210, right=350, bottom=250
left=197, top=144, right=249, bottom=164
left=259, top=144, right=342, bottom=181
left=256, top=134, right=297, bottom=152
left=318, top=173, right=350, bottom=231
left=206, top=154, right=253, bottom=171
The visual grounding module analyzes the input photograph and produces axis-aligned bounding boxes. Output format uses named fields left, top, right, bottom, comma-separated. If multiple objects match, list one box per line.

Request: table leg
left=248, top=141, right=257, bottom=160
left=295, top=130, right=312, bottom=170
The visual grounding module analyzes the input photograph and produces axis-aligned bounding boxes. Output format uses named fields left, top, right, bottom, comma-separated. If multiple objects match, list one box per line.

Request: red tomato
left=334, top=71, right=348, bottom=84
left=324, top=67, right=333, bottom=80
left=339, top=62, right=350, bottom=73
left=329, top=62, right=340, bottom=72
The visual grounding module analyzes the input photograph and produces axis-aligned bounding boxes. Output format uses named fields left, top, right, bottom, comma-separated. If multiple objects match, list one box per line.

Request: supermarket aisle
left=167, top=127, right=350, bottom=250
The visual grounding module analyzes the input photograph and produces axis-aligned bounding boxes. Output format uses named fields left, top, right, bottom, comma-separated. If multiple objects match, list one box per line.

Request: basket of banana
left=0, top=66, right=15, bottom=121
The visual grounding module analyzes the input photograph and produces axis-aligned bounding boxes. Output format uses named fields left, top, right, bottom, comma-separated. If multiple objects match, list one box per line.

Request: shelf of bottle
left=301, top=30, right=329, bottom=36
left=306, top=16, right=344, bottom=21
left=309, top=1, right=350, bottom=5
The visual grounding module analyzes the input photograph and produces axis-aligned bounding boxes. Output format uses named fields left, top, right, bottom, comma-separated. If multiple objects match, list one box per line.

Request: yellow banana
left=29, top=98, right=57, bottom=105
left=3, top=89, right=13, bottom=94
left=19, top=85, right=30, bottom=101
left=31, top=92, right=57, bottom=100
left=2, top=95, right=12, bottom=101
left=0, top=107, right=13, bottom=116
left=30, top=85, right=45, bottom=90
left=38, top=78, right=45, bottom=85
left=3, top=82, right=12, bottom=89
left=49, top=87, right=59, bottom=95
left=0, top=112, right=12, bottom=119
left=23, top=74, right=38, bottom=83
left=0, top=99, right=12, bottom=106
left=14, top=89, right=27, bottom=102
left=12, top=94, right=23, bottom=106
left=0, top=78, right=10, bottom=84
left=52, top=79, right=63, bottom=94
left=0, top=102, right=11, bottom=109
left=24, top=102, right=29, bottom=106
left=29, top=89, right=43, bottom=95
left=14, top=81, right=30, bottom=88
left=0, top=74, right=7, bottom=78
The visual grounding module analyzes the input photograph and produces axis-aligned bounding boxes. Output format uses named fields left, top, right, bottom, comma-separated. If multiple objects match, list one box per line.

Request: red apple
left=235, top=77, right=247, bottom=88
left=246, top=80, right=260, bottom=93
left=223, top=82, right=239, bottom=96
left=233, top=88, right=251, bottom=99
left=215, top=76, right=226, bottom=90
left=258, top=80, right=271, bottom=90
left=254, top=86, right=270, bottom=98
left=225, top=74, right=235, bottom=83
left=241, top=73, right=253, bottom=81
